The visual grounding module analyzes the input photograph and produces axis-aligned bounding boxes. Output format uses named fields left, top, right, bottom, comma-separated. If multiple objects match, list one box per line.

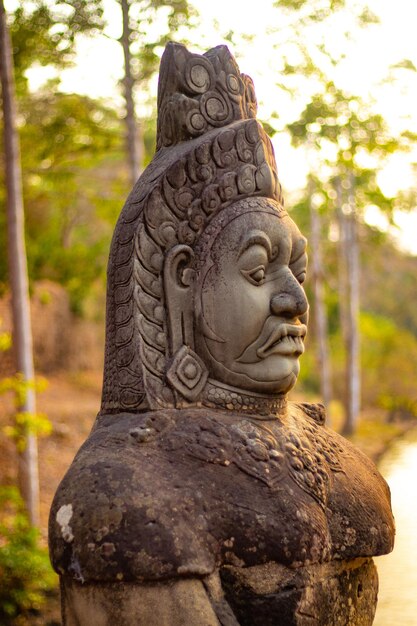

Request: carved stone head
left=101, top=43, right=308, bottom=415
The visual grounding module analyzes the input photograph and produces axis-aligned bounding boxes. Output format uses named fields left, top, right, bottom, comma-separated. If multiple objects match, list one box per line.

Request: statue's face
left=195, top=201, right=308, bottom=395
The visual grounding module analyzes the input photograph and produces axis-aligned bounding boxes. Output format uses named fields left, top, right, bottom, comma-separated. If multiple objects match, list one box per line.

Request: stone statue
left=49, top=43, right=394, bottom=626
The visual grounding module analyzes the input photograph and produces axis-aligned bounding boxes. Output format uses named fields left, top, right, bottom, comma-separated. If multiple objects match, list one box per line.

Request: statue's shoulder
left=290, top=401, right=394, bottom=558
left=49, top=410, right=218, bottom=583
left=292, top=401, right=327, bottom=424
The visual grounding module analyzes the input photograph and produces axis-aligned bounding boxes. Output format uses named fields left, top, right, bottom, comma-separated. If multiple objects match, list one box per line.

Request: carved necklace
left=203, top=378, right=288, bottom=419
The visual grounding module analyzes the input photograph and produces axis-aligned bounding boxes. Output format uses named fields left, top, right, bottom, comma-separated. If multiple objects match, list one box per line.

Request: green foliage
left=361, top=236, right=417, bottom=336
left=287, top=85, right=402, bottom=221
left=379, top=395, right=417, bottom=421
left=360, top=311, right=417, bottom=410
left=0, top=87, right=127, bottom=310
left=0, top=487, right=57, bottom=623
left=3, top=411, right=52, bottom=453
left=297, top=342, right=321, bottom=394
left=0, top=333, right=55, bottom=619
left=10, top=1, right=105, bottom=96
left=0, top=1, right=121, bottom=310
left=128, top=0, right=198, bottom=82
left=267, top=0, right=381, bottom=109
left=322, top=306, right=417, bottom=415
left=0, top=326, right=12, bottom=352
left=1, top=0, right=200, bottom=312
left=300, top=221, right=417, bottom=417
left=390, top=59, right=417, bottom=73
left=288, top=83, right=398, bottom=153
left=277, top=0, right=417, bottom=436
left=275, top=0, right=347, bottom=21
left=0, top=373, right=48, bottom=407
left=0, top=374, right=51, bottom=451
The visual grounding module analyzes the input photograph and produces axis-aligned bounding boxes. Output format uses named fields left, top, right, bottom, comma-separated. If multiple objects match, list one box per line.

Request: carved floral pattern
left=161, top=405, right=345, bottom=509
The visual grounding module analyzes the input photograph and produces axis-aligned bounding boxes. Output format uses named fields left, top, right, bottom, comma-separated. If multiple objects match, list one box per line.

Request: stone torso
left=50, top=403, right=393, bottom=584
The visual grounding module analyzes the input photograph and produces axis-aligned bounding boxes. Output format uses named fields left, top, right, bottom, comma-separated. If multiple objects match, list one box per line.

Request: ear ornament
left=167, top=345, right=208, bottom=402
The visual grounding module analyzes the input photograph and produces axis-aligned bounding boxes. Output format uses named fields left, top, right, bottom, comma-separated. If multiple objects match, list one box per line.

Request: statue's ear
left=164, top=244, right=195, bottom=354
left=164, top=245, right=208, bottom=404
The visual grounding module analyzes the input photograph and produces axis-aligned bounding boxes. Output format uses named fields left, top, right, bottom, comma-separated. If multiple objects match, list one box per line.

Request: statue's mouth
left=236, top=318, right=307, bottom=364
left=257, top=324, right=307, bottom=359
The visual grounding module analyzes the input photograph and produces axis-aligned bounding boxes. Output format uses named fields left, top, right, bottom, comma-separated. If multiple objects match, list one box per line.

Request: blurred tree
left=307, top=175, right=332, bottom=415
left=360, top=310, right=417, bottom=415
left=10, top=0, right=105, bottom=97
left=0, top=0, right=107, bottom=275
left=0, top=0, right=39, bottom=525
left=268, top=0, right=417, bottom=434
left=262, top=0, right=382, bottom=433
left=287, top=84, right=403, bottom=433
left=0, top=83, right=127, bottom=313
left=267, top=0, right=380, bottom=126
left=0, top=2, right=129, bottom=312
left=361, top=228, right=417, bottom=336
left=116, top=0, right=198, bottom=184
left=20, top=87, right=126, bottom=313
left=0, top=1, right=199, bottom=305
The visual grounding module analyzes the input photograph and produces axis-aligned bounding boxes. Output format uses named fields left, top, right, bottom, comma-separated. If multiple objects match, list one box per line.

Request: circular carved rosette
left=226, top=72, right=243, bottom=97
left=183, top=55, right=216, bottom=95
left=185, top=109, right=208, bottom=137
left=200, top=90, right=233, bottom=127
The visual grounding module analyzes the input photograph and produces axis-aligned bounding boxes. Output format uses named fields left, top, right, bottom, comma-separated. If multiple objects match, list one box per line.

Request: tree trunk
left=335, top=178, right=349, bottom=348
left=0, top=0, right=39, bottom=525
left=309, top=194, right=332, bottom=418
left=336, top=177, right=361, bottom=435
left=344, top=207, right=361, bottom=435
left=120, top=0, right=143, bottom=186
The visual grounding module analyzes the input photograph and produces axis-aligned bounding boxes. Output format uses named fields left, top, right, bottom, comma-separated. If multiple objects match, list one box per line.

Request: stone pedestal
left=60, top=559, right=377, bottom=626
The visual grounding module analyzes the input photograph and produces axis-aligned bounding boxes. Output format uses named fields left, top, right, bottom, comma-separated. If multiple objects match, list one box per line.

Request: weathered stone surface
left=60, top=576, right=224, bottom=626
left=50, top=405, right=393, bottom=584
left=60, top=559, right=377, bottom=626
left=221, top=558, right=378, bottom=626
left=49, top=42, right=394, bottom=625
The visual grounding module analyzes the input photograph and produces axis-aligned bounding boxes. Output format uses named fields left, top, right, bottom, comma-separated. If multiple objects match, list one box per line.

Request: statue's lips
left=236, top=318, right=307, bottom=364
left=257, top=324, right=306, bottom=358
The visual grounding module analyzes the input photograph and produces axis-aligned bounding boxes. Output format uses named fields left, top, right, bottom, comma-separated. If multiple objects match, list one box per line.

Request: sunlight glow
left=21, top=0, right=417, bottom=254
left=374, top=436, right=417, bottom=625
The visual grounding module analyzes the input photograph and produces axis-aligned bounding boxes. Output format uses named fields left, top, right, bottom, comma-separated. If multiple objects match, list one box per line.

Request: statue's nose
left=270, top=281, right=308, bottom=319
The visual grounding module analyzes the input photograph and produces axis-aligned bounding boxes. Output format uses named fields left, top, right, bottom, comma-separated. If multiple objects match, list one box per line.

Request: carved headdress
left=101, top=43, right=284, bottom=413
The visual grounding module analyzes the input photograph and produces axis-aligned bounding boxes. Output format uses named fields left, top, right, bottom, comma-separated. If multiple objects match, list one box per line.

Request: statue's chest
left=149, top=410, right=347, bottom=566
left=124, top=408, right=357, bottom=566
left=162, top=412, right=344, bottom=510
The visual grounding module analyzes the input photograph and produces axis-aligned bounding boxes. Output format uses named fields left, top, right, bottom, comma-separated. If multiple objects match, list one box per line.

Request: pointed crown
left=156, top=43, right=258, bottom=150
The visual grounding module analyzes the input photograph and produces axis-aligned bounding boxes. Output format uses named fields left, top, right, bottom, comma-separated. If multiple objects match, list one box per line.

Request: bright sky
left=24, top=0, right=417, bottom=254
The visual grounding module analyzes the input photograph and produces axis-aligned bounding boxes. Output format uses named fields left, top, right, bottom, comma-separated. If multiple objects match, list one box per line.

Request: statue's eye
left=241, top=265, right=266, bottom=285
